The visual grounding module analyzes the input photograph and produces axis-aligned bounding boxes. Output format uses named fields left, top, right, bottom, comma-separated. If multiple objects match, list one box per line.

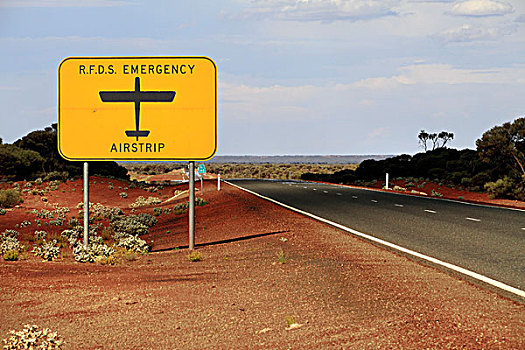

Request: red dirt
left=1, top=178, right=524, bottom=349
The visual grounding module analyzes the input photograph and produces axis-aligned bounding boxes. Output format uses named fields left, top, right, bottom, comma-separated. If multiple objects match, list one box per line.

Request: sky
left=1, top=0, right=524, bottom=156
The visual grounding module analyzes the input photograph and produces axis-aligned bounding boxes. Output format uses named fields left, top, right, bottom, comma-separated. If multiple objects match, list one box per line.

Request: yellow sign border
left=58, top=56, right=217, bottom=161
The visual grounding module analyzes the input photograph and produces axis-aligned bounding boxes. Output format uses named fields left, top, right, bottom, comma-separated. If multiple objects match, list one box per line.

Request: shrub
left=153, top=207, right=162, bottom=216
left=95, top=255, right=118, bottom=265
left=0, top=208, right=6, bottom=215
left=129, top=196, right=161, bottom=208
left=173, top=202, right=189, bottom=214
left=32, top=240, right=60, bottom=261
left=431, top=189, right=443, bottom=197
left=0, top=189, right=21, bottom=208
left=2, top=230, right=19, bottom=238
left=2, top=324, right=63, bottom=349
left=188, top=250, right=202, bottom=262
left=111, top=216, right=150, bottom=236
left=3, top=250, right=19, bottom=261
left=277, top=248, right=288, bottom=264
left=484, top=176, right=524, bottom=200
left=114, top=234, right=149, bottom=254
left=195, top=198, right=208, bottom=206
left=135, top=213, right=157, bottom=227
left=119, top=192, right=128, bottom=198
left=73, top=243, right=115, bottom=263
left=43, top=171, right=69, bottom=182
left=34, top=230, right=47, bottom=241
left=0, top=232, right=22, bottom=258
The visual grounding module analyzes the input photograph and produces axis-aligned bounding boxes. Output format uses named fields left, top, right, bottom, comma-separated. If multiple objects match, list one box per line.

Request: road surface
left=229, top=179, right=525, bottom=294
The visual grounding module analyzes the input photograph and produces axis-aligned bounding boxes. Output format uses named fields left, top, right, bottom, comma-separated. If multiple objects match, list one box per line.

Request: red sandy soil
left=0, top=178, right=524, bottom=349
left=132, top=169, right=217, bottom=183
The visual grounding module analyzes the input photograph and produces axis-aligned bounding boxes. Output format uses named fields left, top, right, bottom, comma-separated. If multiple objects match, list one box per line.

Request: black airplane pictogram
left=99, top=77, right=175, bottom=140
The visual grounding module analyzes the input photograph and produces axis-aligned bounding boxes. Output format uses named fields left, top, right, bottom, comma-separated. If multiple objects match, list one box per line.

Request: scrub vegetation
left=303, top=117, right=525, bottom=201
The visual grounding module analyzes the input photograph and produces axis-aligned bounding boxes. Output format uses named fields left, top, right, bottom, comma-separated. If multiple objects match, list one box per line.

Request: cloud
left=434, top=23, right=517, bottom=42
left=368, top=127, right=391, bottom=139
left=226, top=0, right=400, bottom=22
left=450, top=0, right=513, bottom=17
left=0, top=0, right=131, bottom=7
left=352, top=63, right=525, bottom=88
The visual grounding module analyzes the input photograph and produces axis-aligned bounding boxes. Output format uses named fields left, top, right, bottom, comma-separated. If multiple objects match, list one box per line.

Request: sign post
left=58, top=56, right=217, bottom=249
left=189, top=161, right=195, bottom=250
left=83, top=162, right=89, bottom=246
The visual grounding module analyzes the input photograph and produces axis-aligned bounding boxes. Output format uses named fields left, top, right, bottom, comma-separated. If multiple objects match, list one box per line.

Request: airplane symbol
left=99, top=77, right=175, bottom=140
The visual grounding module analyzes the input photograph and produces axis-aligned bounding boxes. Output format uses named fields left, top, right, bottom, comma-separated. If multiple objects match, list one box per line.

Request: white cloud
left=435, top=23, right=517, bottom=42
left=352, top=63, right=525, bottom=88
left=0, top=0, right=131, bottom=7
left=220, top=63, right=524, bottom=122
left=228, top=0, right=400, bottom=22
left=450, top=0, right=513, bottom=17
left=368, top=127, right=391, bottom=139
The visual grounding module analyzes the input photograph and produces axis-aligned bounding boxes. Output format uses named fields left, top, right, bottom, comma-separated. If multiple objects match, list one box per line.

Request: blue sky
left=1, top=0, right=524, bottom=155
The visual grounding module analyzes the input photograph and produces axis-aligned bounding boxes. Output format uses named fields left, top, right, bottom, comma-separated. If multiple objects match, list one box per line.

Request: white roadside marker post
left=189, top=161, right=195, bottom=250
left=83, top=162, right=89, bottom=247
left=385, top=173, right=389, bottom=190
left=218, top=174, right=221, bottom=191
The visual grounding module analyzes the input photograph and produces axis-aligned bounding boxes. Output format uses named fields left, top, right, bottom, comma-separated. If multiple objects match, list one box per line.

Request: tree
left=437, top=131, right=454, bottom=148
left=476, top=117, right=525, bottom=178
left=418, top=130, right=429, bottom=151
left=0, top=144, right=44, bottom=180
left=419, top=130, right=454, bottom=151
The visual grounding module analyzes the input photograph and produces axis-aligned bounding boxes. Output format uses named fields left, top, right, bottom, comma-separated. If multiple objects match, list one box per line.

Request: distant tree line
left=0, top=124, right=129, bottom=181
left=302, top=117, right=525, bottom=201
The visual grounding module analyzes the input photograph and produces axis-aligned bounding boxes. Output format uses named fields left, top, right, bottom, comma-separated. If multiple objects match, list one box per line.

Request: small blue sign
left=197, top=164, right=206, bottom=174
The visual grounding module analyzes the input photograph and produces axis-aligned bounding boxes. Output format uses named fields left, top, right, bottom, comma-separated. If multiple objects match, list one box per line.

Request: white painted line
left=424, top=210, right=437, bottom=214
left=371, top=200, right=378, bottom=203
left=323, top=191, right=328, bottom=194
left=466, top=217, right=481, bottom=222
left=226, top=181, right=525, bottom=300
left=352, top=196, right=358, bottom=199
left=313, top=188, right=317, bottom=191
left=522, top=228, right=525, bottom=231
left=395, top=204, right=404, bottom=208
left=303, top=186, right=308, bottom=189
left=336, top=193, right=342, bottom=196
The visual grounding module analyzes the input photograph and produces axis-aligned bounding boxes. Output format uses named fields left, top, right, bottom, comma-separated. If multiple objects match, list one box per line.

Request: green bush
left=0, top=189, right=21, bottom=208
left=3, top=250, right=19, bottom=261
left=43, top=171, right=69, bottom=182
left=484, top=176, right=525, bottom=201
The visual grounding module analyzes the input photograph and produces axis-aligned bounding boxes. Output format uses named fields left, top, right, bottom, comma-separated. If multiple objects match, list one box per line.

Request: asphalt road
left=229, top=179, right=525, bottom=293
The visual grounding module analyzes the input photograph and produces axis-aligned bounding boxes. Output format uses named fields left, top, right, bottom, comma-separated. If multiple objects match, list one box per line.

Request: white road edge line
left=424, top=209, right=437, bottom=214
left=371, top=200, right=378, bottom=203
left=395, top=204, right=404, bottom=207
left=466, top=217, right=481, bottom=222
left=323, top=191, right=328, bottom=193
left=336, top=193, right=342, bottom=196
left=352, top=196, right=358, bottom=199
left=226, top=181, right=525, bottom=299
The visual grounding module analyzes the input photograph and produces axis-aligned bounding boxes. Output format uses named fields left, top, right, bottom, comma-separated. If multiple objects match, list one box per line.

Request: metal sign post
left=83, top=162, right=89, bottom=247
left=189, top=161, right=195, bottom=250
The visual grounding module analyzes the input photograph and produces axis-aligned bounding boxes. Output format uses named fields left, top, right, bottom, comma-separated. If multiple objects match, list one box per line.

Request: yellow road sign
left=58, top=57, right=217, bottom=161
